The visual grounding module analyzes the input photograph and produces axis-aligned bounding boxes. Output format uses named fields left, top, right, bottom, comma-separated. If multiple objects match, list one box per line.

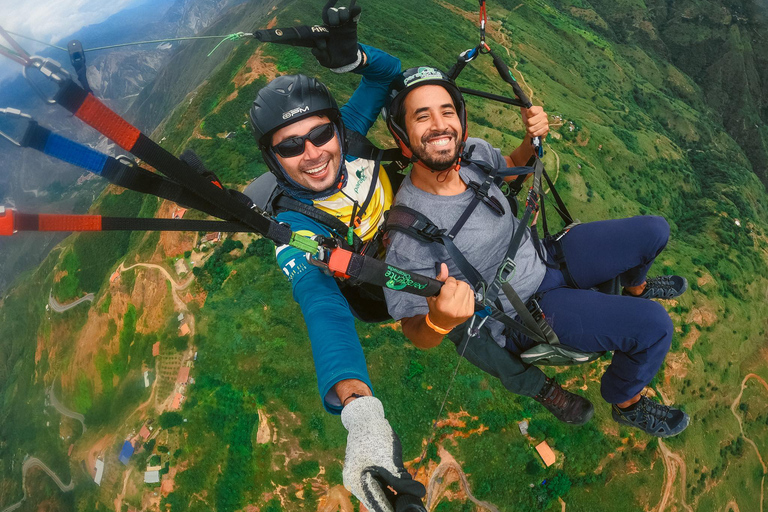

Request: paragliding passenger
left=383, top=66, right=690, bottom=438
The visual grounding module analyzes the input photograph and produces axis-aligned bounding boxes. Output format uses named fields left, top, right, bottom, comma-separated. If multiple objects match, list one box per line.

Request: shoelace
left=644, top=276, right=678, bottom=298
left=541, top=382, right=569, bottom=409
left=634, top=397, right=673, bottom=430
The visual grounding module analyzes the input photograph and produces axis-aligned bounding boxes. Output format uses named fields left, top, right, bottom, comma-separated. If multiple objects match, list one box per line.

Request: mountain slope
left=0, top=0, right=767, bottom=511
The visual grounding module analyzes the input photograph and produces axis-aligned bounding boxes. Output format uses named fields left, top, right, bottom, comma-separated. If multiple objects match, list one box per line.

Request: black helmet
left=250, top=74, right=342, bottom=147
left=386, top=66, right=467, bottom=160
left=249, top=74, right=347, bottom=198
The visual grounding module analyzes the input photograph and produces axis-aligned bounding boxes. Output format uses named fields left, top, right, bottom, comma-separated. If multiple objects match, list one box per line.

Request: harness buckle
left=497, top=257, right=516, bottom=284
left=525, top=188, right=540, bottom=212
left=23, top=56, right=70, bottom=105
left=0, top=108, right=32, bottom=147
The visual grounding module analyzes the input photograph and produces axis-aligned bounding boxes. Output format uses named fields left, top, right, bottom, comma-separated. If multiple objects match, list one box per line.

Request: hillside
left=0, top=0, right=767, bottom=511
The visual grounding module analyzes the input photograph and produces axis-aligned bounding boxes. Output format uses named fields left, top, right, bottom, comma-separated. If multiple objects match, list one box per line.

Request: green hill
left=1, top=0, right=767, bottom=511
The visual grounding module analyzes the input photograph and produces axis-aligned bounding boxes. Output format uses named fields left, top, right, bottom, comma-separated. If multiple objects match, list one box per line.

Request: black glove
left=311, top=0, right=364, bottom=73
left=341, top=397, right=426, bottom=512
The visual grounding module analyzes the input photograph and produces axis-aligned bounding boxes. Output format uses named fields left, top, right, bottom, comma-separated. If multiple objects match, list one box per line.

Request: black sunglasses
left=272, top=122, right=336, bottom=158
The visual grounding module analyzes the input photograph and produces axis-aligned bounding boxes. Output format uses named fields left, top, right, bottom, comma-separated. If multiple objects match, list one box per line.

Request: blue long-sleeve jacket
left=274, top=44, right=401, bottom=413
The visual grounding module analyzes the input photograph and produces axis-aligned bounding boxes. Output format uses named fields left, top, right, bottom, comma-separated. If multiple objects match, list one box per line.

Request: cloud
left=0, top=0, right=142, bottom=83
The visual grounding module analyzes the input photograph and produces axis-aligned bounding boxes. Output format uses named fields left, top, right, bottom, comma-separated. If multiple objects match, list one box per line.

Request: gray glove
left=341, top=396, right=426, bottom=511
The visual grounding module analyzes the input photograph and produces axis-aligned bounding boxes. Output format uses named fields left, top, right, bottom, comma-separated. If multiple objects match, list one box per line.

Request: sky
left=0, top=0, right=142, bottom=83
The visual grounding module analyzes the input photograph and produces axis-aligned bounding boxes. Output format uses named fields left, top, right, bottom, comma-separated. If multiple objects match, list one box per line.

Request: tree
left=159, top=411, right=183, bottom=429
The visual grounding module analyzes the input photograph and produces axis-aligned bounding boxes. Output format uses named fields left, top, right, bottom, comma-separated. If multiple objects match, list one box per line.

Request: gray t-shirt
left=384, top=138, right=547, bottom=347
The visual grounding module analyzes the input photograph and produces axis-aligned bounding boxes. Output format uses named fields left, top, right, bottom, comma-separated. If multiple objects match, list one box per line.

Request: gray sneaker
left=625, top=275, right=688, bottom=300
left=612, top=396, right=690, bottom=437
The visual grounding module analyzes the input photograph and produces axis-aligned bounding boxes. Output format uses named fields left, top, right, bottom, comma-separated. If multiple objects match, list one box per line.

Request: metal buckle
left=468, top=309, right=490, bottom=338
left=497, top=257, right=516, bottom=284
left=459, top=47, right=478, bottom=63
left=23, top=56, right=70, bottom=104
left=0, top=107, right=32, bottom=147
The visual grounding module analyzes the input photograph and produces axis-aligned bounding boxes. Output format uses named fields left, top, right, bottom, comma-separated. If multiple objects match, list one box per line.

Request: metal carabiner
left=468, top=310, right=490, bottom=338
left=0, top=107, right=33, bottom=147
left=22, top=56, right=70, bottom=104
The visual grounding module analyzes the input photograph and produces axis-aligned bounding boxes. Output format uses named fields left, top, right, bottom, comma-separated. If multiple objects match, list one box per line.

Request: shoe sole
left=613, top=411, right=691, bottom=438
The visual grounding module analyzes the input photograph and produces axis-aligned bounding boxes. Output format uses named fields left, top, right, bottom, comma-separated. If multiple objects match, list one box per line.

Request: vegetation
left=1, top=0, right=767, bottom=511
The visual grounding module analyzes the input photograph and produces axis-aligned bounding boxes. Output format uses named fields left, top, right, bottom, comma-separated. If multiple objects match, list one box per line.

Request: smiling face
left=271, top=115, right=341, bottom=192
left=402, top=85, right=463, bottom=171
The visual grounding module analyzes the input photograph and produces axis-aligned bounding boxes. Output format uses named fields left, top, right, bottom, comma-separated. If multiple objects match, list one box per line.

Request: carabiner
left=468, top=310, right=490, bottom=338
left=22, top=56, right=70, bottom=105
left=0, top=107, right=33, bottom=147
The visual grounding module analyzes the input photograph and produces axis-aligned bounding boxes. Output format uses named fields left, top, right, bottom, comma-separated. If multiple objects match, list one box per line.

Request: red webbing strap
left=12, top=212, right=103, bottom=232
left=38, top=213, right=102, bottom=231
left=0, top=208, right=13, bottom=236
left=75, top=94, right=141, bottom=150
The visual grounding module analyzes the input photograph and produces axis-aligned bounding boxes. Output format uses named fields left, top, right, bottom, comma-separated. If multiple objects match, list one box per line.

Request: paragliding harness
left=244, top=129, right=406, bottom=323
left=382, top=0, right=618, bottom=366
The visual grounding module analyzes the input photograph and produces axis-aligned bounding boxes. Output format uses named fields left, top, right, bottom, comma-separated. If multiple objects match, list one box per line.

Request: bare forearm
left=334, top=379, right=372, bottom=407
left=509, top=134, right=535, bottom=166
left=401, top=315, right=446, bottom=349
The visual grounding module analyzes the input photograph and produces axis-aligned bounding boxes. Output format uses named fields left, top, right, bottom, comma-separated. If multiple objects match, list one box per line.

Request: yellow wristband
left=425, top=313, right=452, bottom=335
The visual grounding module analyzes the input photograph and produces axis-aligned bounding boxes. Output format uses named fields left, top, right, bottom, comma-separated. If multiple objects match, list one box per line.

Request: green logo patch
left=385, top=266, right=428, bottom=291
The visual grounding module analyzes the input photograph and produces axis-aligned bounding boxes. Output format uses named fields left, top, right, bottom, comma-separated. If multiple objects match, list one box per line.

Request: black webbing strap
left=11, top=212, right=249, bottom=233
left=385, top=205, right=487, bottom=290
left=52, top=79, right=293, bottom=247
left=275, top=195, right=362, bottom=249
left=20, top=122, right=240, bottom=221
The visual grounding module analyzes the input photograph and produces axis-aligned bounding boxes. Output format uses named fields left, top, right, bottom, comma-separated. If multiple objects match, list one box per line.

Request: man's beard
left=411, top=129, right=461, bottom=171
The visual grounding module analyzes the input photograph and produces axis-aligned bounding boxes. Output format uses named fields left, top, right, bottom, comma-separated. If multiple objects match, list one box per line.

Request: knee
left=643, top=302, right=674, bottom=354
left=646, top=216, right=670, bottom=251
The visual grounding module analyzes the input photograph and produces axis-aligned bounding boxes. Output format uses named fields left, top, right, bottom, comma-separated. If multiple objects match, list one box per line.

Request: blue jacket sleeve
left=339, top=43, right=401, bottom=137
left=275, top=211, right=373, bottom=414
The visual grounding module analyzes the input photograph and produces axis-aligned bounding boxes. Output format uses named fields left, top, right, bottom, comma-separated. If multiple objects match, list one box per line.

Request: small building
left=172, top=207, right=187, bottom=219
left=109, top=271, right=120, bottom=284
left=144, top=470, right=160, bottom=484
left=177, top=366, right=190, bottom=384
left=68, top=444, right=74, bottom=456
left=139, top=424, right=152, bottom=441
left=535, top=441, right=556, bottom=468
left=179, top=323, right=190, bottom=337
left=518, top=420, right=529, bottom=436
left=177, top=313, right=184, bottom=322
left=146, top=465, right=162, bottom=472
left=143, top=370, right=151, bottom=388
left=170, top=392, right=184, bottom=411
left=201, top=232, right=221, bottom=244
left=152, top=342, right=161, bottom=357
left=193, top=351, right=198, bottom=361
left=119, top=440, right=135, bottom=465
left=94, top=459, right=105, bottom=486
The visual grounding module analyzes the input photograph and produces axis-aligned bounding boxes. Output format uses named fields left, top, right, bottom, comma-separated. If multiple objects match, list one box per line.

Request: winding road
left=118, top=261, right=196, bottom=334
left=426, top=446, right=500, bottom=512
left=48, top=291, right=94, bottom=313
left=0, top=457, right=74, bottom=512
left=730, top=373, right=768, bottom=512
left=48, top=381, right=86, bottom=434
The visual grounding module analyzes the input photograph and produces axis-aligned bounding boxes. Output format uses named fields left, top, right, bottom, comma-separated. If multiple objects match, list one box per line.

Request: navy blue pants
left=523, top=215, right=674, bottom=404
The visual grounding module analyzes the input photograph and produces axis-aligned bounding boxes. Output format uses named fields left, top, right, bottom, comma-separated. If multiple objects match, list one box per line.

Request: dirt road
left=656, top=439, right=693, bottom=512
left=730, top=373, right=768, bottom=512
left=425, top=446, right=500, bottom=512
left=119, top=261, right=196, bottom=333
